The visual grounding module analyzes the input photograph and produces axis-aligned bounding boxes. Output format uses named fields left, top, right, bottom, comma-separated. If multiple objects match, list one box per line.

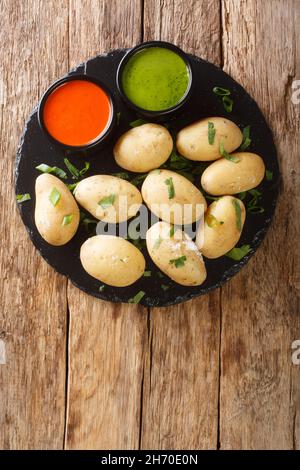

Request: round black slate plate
left=15, top=48, right=280, bottom=307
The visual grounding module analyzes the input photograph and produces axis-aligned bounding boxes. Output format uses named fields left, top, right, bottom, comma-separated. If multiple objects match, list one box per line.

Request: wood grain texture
left=219, top=0, right=300, bottom=450
left=140, top=0, right=222, bottom=450
left=0, top=0, right=69, bottom=449
left=65, top=0, right=147, bottom=450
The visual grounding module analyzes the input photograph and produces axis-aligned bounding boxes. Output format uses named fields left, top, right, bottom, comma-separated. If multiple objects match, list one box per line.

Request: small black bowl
left=116, top=41, right=194, bottom=120
left=38, top=74, right=116, bottom=153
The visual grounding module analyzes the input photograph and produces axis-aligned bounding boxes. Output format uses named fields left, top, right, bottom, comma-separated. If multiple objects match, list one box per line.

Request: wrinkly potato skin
left=176, top=117, right=243, bottom=161
left=201, top=152, right=265, bottom=195
left=35, top=173, right=80, bottom=246
left=196, top=196, right=246, bottom=259
left=141, top=169, right=207, bottom=225
left=146, top=221, right=207, bottom=286
left=114, top=123, right=173, bottom=172
left=80, top=235, right=145, bottom=287
left=74, top=175, right=142, bottom=223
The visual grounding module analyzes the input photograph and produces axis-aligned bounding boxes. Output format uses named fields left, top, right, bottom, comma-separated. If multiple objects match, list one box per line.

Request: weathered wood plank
left=0, top=0, right=69, bottom=449
left=65, top=0, right=147, bottom=450
left=140, top=0, right=222, bottom=450
left=220, top=0, right=300, bottom=450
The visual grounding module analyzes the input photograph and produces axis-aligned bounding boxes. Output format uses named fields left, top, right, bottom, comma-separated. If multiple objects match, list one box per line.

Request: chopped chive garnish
left=169, top=225, right=175, bottom=237
left=99, top=285, right=106, bottom=292
left=232, top=199, right=242, bottom=231
left=98, top=194, right=116, bottom=209
left=266, top=170, right=273, bottom=181
left=208, top=121, right=216, bottom=145
left=64, top=158, right=90, bottom=179
left=169, top=255, right=187, bottom=268
left=165, top=177, right=175, bottom=199
left=67, top=182, right=78, bottom=192
left=240, top=125, right=251, bottom=151
left=213, top=87, right=231, bottom=96
left=112, top=172, right=130, bottom=180
left=64, top=158, right=80, bottom=179
left=143, top=270, right=152, bottom=277
left=79, top=161, right=90, bottom=177
left=222, top=95, right=233, bottom=112
left=166, top=149, right=192, bottom=171
left=248, top=206, right=265, bottom=214
left=62, top=214, right=73, bottom=226
left=130, top=173, right=148, bottom=186
left=49, top=187, right=61, bottom=207
left=220, top=142, right=240, bottom=163
left=205, top=213, right=223, bottom=228
left=161, top=284, right=170, bottom=291
left=128, top=290, right=145, bottom=304
left=247, top=189, right=264, bottom=213
left=153, top=236, right=163, bottom=249
left=237, top=191, right=247, bottom=200
left=36, top=163, right=67, bottom=179
left=130, top=119, right=148, bottom=127
left=226, top=244, right=251, bottom=261
left=16, top=193, right=31, bottom=203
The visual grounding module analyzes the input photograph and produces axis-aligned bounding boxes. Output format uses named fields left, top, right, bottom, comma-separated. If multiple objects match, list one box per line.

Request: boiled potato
left=35, top=174, right=79, bottom=246
left=80, top=235, right=145, bottom=287
left=201, top=152, right=265, bottom=195
left=114, top=123, right=173, bottom=172
left=141, top=169, right=207, bottom=225
left=146, top=221, right=206, bottom=286
left=176, top=117, right=243, bottom=161
left=74, top=175, right=142, bottom=223
left=196, top=196, right=246, bottom=258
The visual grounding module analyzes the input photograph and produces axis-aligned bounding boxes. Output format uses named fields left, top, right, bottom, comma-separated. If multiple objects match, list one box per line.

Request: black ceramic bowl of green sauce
left=116, top=41, right=193, bottom=119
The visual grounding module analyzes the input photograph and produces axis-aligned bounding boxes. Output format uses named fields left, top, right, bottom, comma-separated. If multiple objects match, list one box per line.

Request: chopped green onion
left=248, top=206, right=265, bottom=214
left=116, top=112, right=121, bottom=126
left=112, top=172, right=130, bottom=180
left=79, top=161, right=90, bottom=177
left=237, top=191, right=247, bottom=200
left=67, top=182, right=78, bottom=192
left=220, top=142, right=240, bottom=163
left=128, top=290, right=145, bottom=304
left=232, top=199, right=242, bottom=231
left=36, top=163, right=67, bottom=179
left=49, top=187, right=61, bottom=207
left=213, top=87, right=231, bottom=96
left=64, top=158, right=80, bottom=179
left=161, top=284, right=170, bottom=291
left=208, top=121, right=216, bottom=145
left=166, top=149, right=192, bottom=171
left=62, top=214, right=73, bottom=226
left=226, top=244, right=251, bottom=261
left=153, top=237, right=163, bottom=249
left=130, top=119, right=148, bottom=127
left=143, top=270, right=152, bottom=277
left=98, top=194, right=116, bottom=209
left=239, top=125, right=251, bottom=151
left=157, top=271, right=165, bottom=279
left=130, top=173, right=148, bottom=186
left=16, top=193, right=31, bottom=203
left=165, top=177, right=175, bottom=199
left=99, top=285, right=106, bottom=292
left=222, top=95, right=233, bottom=112
left=64, top=159, right=90, bottom=179
left=169, top=225, right=175, bottom=237
left=169, top=255, right=187, bottom=268
left=266, top=170, right=273, bottom=181
left=205, top=213, right=223, bottom=228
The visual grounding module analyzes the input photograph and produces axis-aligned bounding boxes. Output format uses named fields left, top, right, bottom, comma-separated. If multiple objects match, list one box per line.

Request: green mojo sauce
left=121, top=47, right=190, bottom=111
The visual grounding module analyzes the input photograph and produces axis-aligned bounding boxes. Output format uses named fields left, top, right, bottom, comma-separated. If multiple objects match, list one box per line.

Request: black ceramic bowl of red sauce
left=38, top=74, right=116, bottom=152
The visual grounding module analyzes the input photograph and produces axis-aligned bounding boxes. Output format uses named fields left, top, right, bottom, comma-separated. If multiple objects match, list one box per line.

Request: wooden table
left=0, top=0, right=299, bottom=450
